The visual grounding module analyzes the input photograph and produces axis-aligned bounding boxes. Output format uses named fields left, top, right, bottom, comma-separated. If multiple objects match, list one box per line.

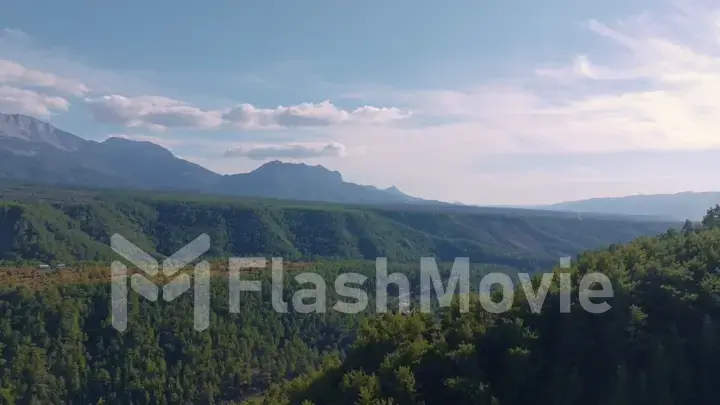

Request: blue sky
left=1, top=0, right=719, bottom=205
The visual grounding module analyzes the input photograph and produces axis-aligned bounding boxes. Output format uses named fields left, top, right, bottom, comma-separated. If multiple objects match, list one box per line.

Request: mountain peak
left=253, top=160, right=343, bottom=182
left=0, top=112, right=86, bottom=151
left=256, top=160, right=329, bottom=170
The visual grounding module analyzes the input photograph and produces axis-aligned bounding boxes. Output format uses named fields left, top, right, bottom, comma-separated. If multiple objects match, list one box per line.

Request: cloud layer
left=0, top=85, right=69, bottom=116
left=85, top=96, right=410, bottom=132
left=225, top=142, right=347, bottom=160
left=308, top=0, right=720, bottom=204
left=86, top=95, right=223, bottom=132
left=223, top=101, right=409, bottom=129
left=0, top=29, right=410, bottom=131
left=0, top=59, right=89, bottom=96
left=0, top=57, right=83, bottom=116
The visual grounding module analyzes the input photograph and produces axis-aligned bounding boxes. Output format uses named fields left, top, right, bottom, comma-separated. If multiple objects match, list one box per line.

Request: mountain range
left=2, top=111, right=719, bottom=221
left=539, top=192, right=720, bottom=221
left=0, top=112, right=435, bottom=206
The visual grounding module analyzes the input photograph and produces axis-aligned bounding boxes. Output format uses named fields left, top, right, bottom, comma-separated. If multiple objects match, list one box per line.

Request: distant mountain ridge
left=541, top=192, right=720, bottom=221
left=5, top=112, right=716, bottom=219
left=0, top=185, right=678, bottom=266
left=213, top=160, right=433, bottom=204
left=0, top=112, right=440, bottom=205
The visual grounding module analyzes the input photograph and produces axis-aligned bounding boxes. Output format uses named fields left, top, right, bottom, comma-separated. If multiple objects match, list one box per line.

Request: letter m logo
left=110, top=233, right=211, bottom=332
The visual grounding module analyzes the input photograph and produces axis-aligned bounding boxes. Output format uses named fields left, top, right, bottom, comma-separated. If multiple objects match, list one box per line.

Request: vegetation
left=4, top=185, right=713, bottom=405
left=247, top=206, right=720, bottom=405
left=0, top=185, right=675, bottom=268
left=0, top=260, right=511, bottom=404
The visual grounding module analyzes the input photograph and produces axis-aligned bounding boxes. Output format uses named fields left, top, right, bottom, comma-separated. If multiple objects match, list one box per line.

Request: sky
left=1, top=0, right=720, bottom=205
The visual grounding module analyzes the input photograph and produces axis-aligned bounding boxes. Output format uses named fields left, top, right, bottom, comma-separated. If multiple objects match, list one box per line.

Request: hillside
left=544, top=191, right=720, bottom=221
left=250, top=210, right=720, bottom=405
left=0, top=186, right=677, bottom=268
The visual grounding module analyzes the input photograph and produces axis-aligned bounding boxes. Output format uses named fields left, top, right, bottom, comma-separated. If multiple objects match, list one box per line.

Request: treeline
left=246, top=207, right=720, bottom=405
left=0, top=188, right=675, bottom=268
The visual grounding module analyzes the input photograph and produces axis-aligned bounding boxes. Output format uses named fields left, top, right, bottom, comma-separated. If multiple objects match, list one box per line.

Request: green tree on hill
left=251, top=215, right=720, bottom=405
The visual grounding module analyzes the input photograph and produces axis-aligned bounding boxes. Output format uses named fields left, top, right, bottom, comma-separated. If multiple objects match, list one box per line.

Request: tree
left=702, top=204, right=720, bottom=228
left=682, top=219, right=695, bottom=234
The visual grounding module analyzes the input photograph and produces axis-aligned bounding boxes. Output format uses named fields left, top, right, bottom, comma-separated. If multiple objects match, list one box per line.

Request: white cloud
left=222, top=100, right=409, bottom=129
left=0, top=28, right=170, bottom=97
left=0, top=29, right=409, bottom=132
left=369, top=1, right=720, bottom=157
left=0, top=59, right=89, bottom=96
left=0, top=85, right=69, bottom=116
left=224, top=142, right=347, bottom=160
left=535, top=55, right=637, bottom=81
left=85, top=95, right=410, bottom=132
left=285, top=0, right=720, bottom=205
left=85, top=95, right=223, bottom=132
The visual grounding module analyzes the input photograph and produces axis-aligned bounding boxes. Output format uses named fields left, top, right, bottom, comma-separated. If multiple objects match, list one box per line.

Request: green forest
left=0, top=207, right=718, bottom=404
left=0, top=185, right=674, bottom=268
left=0, top=262, right=362, bottom=405
left=248, top=209, right=720, bottom=405
left=3, top=184, right=718, bottom=405
left=0, top=259, right=506, bottom=404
